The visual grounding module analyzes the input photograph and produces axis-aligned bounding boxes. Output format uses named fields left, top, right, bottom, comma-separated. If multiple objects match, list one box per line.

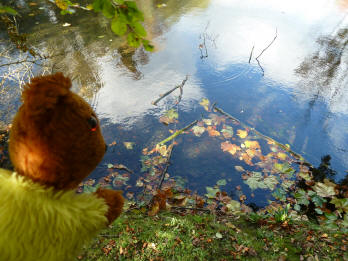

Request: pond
left=1, top=0, right=347, bottom=208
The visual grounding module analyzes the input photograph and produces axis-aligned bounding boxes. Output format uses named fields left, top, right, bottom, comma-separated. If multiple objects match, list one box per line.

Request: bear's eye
left=87, top=115, right=98, bottom=131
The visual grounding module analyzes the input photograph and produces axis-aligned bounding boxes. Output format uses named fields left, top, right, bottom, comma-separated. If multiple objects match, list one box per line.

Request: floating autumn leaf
left=107, top=163, right=114, bottom=169
left=226, top=200, right=241, bottom=212
left=203, top=118, right=213, bottom=126
left=236, top=129, right=248, bottom=139
left=263, top=175, right=279, bottom=190
left=205, top=186, right=220, bottom=198
left=159, top=108, right=178, bottom=125
left=273, top=162, right=294, bottom=175
left=207, top=126, right=220, bottom=137
left=246, top=149, right=257, bottom=158
left=192, top=125, right=205, bottom=137
left=199, top=98, right=210, bottom=111
left=123, top=142, right=135, bottom=150
left=313, top=179, right=336, bottom=198
left=281, top=179, right=295, bottom=190
left=234, top=166, right=245, bottom=172
left=277, top=152, right=287, bottom=160
left=221, top=125, right=234, bottom=138
left=221, top=141, right=240, bottom=155
left=298, top=171, right=312, bottom=181
left=155, top=144, right=171, bottom=157
left=136, top=179, right=144, bottom=187
left=244, top=140, right=260, bottom=150
left=109, top=141, right=117, bottom=146
left=241, top=153, right=253, bottom=166
left=113, top=164, right=133, bottom=173
left=243, top=171, right=278, bottom=190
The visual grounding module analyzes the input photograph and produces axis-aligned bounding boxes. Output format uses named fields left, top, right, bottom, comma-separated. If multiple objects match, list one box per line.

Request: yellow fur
left=0, top=169, right=108, bottom=261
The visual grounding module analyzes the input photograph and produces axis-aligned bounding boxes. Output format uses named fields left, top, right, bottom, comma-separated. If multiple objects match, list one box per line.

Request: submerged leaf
left=159, top=109, right=178, bottom=125
left=221, top=125, right=234, bottom=138
left=217, top=179, right=227, bottom=186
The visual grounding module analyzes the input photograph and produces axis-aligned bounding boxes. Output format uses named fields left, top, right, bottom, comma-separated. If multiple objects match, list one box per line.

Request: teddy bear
left=0, top=73, right=124, bottom=261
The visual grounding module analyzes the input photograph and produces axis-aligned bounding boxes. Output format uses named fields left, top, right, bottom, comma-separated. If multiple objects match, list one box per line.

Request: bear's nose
left=105, top=144, right=108, bottom=152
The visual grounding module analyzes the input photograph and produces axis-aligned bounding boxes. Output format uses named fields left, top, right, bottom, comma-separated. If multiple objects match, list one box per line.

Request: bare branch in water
left=248, top=45, right=255, bottom=64
left=255, top=28, right=278, bottom=76
left=152, top=75, right=188, bottom=106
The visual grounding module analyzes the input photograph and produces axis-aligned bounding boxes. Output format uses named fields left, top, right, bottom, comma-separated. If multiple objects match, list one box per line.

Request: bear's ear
left=22, top=72, right=71, bottom=116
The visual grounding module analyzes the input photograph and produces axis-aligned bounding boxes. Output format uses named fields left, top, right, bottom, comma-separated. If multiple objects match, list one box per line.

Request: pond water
left=1, top=0, right=348, bottom=207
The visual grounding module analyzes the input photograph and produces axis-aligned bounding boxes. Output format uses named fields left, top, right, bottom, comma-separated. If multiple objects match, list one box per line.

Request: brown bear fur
left=9, top=72, right=123, bottom=223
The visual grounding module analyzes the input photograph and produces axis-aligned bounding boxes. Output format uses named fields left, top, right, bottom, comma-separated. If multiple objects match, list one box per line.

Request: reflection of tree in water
left=116, top=46, right=149, bottom=80
left=0, top=0, right=211, bottom=100
left=295, top=28, right=348, bottom=112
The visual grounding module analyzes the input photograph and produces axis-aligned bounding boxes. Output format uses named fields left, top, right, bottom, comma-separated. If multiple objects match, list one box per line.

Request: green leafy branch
left=54, top=0, right=154, bottom=51
left=0, top=5, right=18, bottom=15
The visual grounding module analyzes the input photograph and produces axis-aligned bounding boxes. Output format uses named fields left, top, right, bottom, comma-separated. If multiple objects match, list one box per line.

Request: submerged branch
left=152, top=75, right=189, bottom=106
left=157, top=120, right=198, bottom=146
left=157, top=144, right=174, bottom=190
left=255, top=28, right=278, bottom=76
left=213, top=105, right=313, bottom=167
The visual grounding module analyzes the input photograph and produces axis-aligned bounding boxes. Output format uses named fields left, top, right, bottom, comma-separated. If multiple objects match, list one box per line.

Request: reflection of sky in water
left=95, top=0, right=348, bottom=179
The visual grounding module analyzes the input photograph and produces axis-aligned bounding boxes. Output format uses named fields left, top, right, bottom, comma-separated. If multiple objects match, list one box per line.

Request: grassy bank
left=79, top=210, right=347, bottom=260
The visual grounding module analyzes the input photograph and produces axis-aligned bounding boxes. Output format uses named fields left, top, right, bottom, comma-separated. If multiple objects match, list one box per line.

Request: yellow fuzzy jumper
left=0, top=169, right=108, bottom=261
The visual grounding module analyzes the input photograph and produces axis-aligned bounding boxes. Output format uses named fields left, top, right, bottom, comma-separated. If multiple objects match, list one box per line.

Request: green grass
left=78, top=210, right=347, bottom=260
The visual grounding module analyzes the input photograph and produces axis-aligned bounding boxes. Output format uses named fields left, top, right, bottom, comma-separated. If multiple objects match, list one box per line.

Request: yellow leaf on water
left=277, top=152, right=287, bottom=160
left=123, top=142, right=135, bottom=150
left=237, top=129, right=248, bottom=139
left=199, top=98, right=210, bottom=111
left=244, top=140, right=260, bottom=149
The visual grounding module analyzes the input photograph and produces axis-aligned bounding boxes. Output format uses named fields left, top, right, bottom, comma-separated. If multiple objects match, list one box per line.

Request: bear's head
left=9, top=73, right=106, bottom=190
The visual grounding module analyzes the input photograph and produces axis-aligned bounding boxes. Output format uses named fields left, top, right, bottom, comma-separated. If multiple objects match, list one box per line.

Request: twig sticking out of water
left=152, top=75, right=189, bottom=106
left=213, top=104, right=313, bottom=168
left=157, top=120, right=198, bottom=146
left=255, top=28, right=278, bottom=76
left=248, top=45, right=255, bottom=64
